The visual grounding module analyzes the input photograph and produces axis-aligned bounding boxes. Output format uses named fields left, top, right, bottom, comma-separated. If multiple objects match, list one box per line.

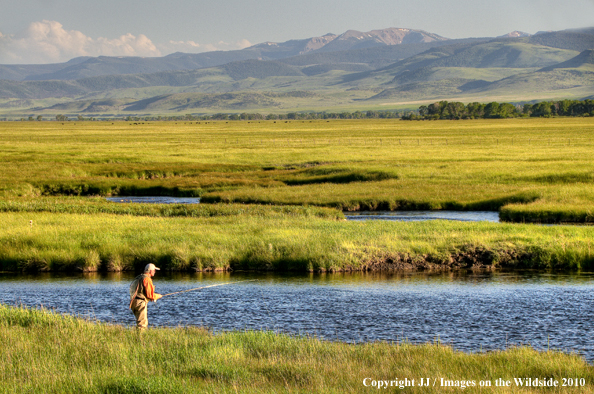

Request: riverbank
left=1, top=304, right=592, bottom=393
left=1, top=209, right=593, bottom=272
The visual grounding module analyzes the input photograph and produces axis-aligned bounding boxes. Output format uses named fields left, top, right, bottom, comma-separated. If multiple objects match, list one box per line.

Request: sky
left=1, top=0, right=593, bottom=64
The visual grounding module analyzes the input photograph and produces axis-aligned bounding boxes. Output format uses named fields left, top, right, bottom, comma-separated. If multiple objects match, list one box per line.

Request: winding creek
left=106, top=196, right=201, bottom=204
left=105, top=197, right=501, bottom=222
left=344, top=210, right=500, bottom=222
left=2, top=271, right=594, bottom=361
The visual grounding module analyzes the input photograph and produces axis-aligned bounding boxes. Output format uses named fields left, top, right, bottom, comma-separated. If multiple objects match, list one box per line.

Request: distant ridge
left=1, top=26, right=594, bottom=113
left=540, top=50, right=594, bottom=71
left=249, top=33, right=338, bottom=57
left=313, top=28, right=447, bottom=52
left=0, top=28, right=449, bottom=82
left=500, top=31, right=531, bottom=38
left=20, top=50, right=263, bottom=81
left=527, top=31, right=594, bottom=51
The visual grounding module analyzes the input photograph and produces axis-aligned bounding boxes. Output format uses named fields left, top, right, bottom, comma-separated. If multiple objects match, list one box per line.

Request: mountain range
left=1, top=27, right=593, bottom=115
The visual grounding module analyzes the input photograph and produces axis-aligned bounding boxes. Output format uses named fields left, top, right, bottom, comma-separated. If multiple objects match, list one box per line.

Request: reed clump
left=1, top=304, right=593, bottom=393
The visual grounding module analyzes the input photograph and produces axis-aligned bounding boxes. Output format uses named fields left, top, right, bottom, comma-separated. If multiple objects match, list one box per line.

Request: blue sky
left=1, top=0, right=593, bottom=64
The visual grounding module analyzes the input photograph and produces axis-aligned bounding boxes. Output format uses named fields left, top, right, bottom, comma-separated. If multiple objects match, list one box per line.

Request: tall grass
left=1, top=304, right=592, bottom=393
left=500, top=184, right=594, bottom=223
left=1, top=119, right=594, bottom=222
left=0, top=197, right=342, bottom=219
left=2, top=210, right=594, bottom=272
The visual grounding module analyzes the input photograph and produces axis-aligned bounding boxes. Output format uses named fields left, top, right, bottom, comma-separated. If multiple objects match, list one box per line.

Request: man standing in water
left=129, top=263, right=163, bottom=329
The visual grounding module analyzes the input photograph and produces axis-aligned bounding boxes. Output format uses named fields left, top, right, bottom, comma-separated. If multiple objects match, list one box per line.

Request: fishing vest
left=130, top=273, right=150, bottom=301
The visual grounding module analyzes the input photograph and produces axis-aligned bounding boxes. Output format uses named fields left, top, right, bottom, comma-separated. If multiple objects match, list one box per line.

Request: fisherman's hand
left=154, top=293, right=163, bottom=301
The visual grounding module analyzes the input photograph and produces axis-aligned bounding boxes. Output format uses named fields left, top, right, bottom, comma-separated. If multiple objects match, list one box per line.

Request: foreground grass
left=1, top=118, right=594, bottom=222
left=2, top=209, right=594, bottom=272
left=1, top=305, right=592, bottom=394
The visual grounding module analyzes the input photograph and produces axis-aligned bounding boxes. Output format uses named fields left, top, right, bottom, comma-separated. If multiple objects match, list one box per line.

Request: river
left=1, top=270, right=593, bottom=361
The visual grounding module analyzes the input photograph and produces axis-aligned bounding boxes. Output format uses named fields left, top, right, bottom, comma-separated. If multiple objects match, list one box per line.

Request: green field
left=2, top=118, right=594, bottom=220
left=1, top=304, right=592, bottom=394
left=1, top=118, right=594, bottom=272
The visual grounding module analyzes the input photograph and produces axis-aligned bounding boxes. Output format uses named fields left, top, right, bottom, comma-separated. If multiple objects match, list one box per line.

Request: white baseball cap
left=144, top=263, right=160, bottom=272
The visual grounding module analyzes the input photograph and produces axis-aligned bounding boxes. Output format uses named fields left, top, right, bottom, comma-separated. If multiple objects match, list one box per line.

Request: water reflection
left=1, top=270, right=593, bottom=361
left=106, top=196, right=200, bottom=204
left=344, top=211, right=500, bottom=222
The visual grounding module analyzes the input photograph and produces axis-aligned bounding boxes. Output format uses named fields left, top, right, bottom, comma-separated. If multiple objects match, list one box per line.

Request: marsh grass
left=281, top=168, right=399, bottom=185
left=501, top=184, right=594, bottom=223
left=0, top=197, right=342, bottom=219
left=1, top=118, right=594, bottom=222
left=3, top=119, right=594, bottom=272
left=1, top=210, right=594, bottom=272
left=1, top=304, right=593, bottom=393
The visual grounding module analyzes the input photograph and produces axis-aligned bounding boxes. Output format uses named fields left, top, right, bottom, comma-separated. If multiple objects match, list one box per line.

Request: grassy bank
left=1, top=304, right=592, bottom=393
left=0, top=197, right=342, bottom=220
left=2, top=209, right=594, bottom=272
left=1, top=118, right=594, bottom=223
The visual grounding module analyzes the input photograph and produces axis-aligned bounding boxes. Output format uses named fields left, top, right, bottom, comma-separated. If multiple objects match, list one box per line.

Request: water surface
left=345, top=211, right=500, bottom=222
left=1, top=271, right=592, bottom=361
left=106, top=198, right=498, bottom=223
left=106, top=196, right=200, bottom=204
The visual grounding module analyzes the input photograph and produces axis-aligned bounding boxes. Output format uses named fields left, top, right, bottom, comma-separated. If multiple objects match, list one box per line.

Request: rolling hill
left=0, top=27, right=593, bottom=114
left=0, top=28, right=452, bottom=82
left=540, top=50, right=594, bottom=71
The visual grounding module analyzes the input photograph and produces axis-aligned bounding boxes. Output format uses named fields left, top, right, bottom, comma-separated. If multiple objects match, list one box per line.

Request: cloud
left=160, top=39, right=252, bottom=54
left=0, top=20, right=252, bottom=64
left=0, top=20, right=161, bottom=64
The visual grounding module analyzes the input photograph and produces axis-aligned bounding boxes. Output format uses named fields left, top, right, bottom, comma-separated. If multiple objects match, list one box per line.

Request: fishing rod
left=161, top=279, right=258, bottom=298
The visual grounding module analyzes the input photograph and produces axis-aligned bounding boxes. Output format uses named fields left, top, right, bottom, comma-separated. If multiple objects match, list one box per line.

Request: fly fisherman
left=129, top=263, right=163, bottom=329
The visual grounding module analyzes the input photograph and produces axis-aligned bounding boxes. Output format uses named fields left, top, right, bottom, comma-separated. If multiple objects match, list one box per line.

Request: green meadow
left=1, top=118, right=594, bottom=271
left=2, top=118, right=594, bottom=216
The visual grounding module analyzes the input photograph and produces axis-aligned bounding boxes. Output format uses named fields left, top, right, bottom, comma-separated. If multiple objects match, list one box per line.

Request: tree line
left=402, top=99, right=594, bottom=120
left=9, top=100, right=594, bottom=122
left=17, top=111, right=403, bottom=122
left=189, top=110, right=404, bottom=121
